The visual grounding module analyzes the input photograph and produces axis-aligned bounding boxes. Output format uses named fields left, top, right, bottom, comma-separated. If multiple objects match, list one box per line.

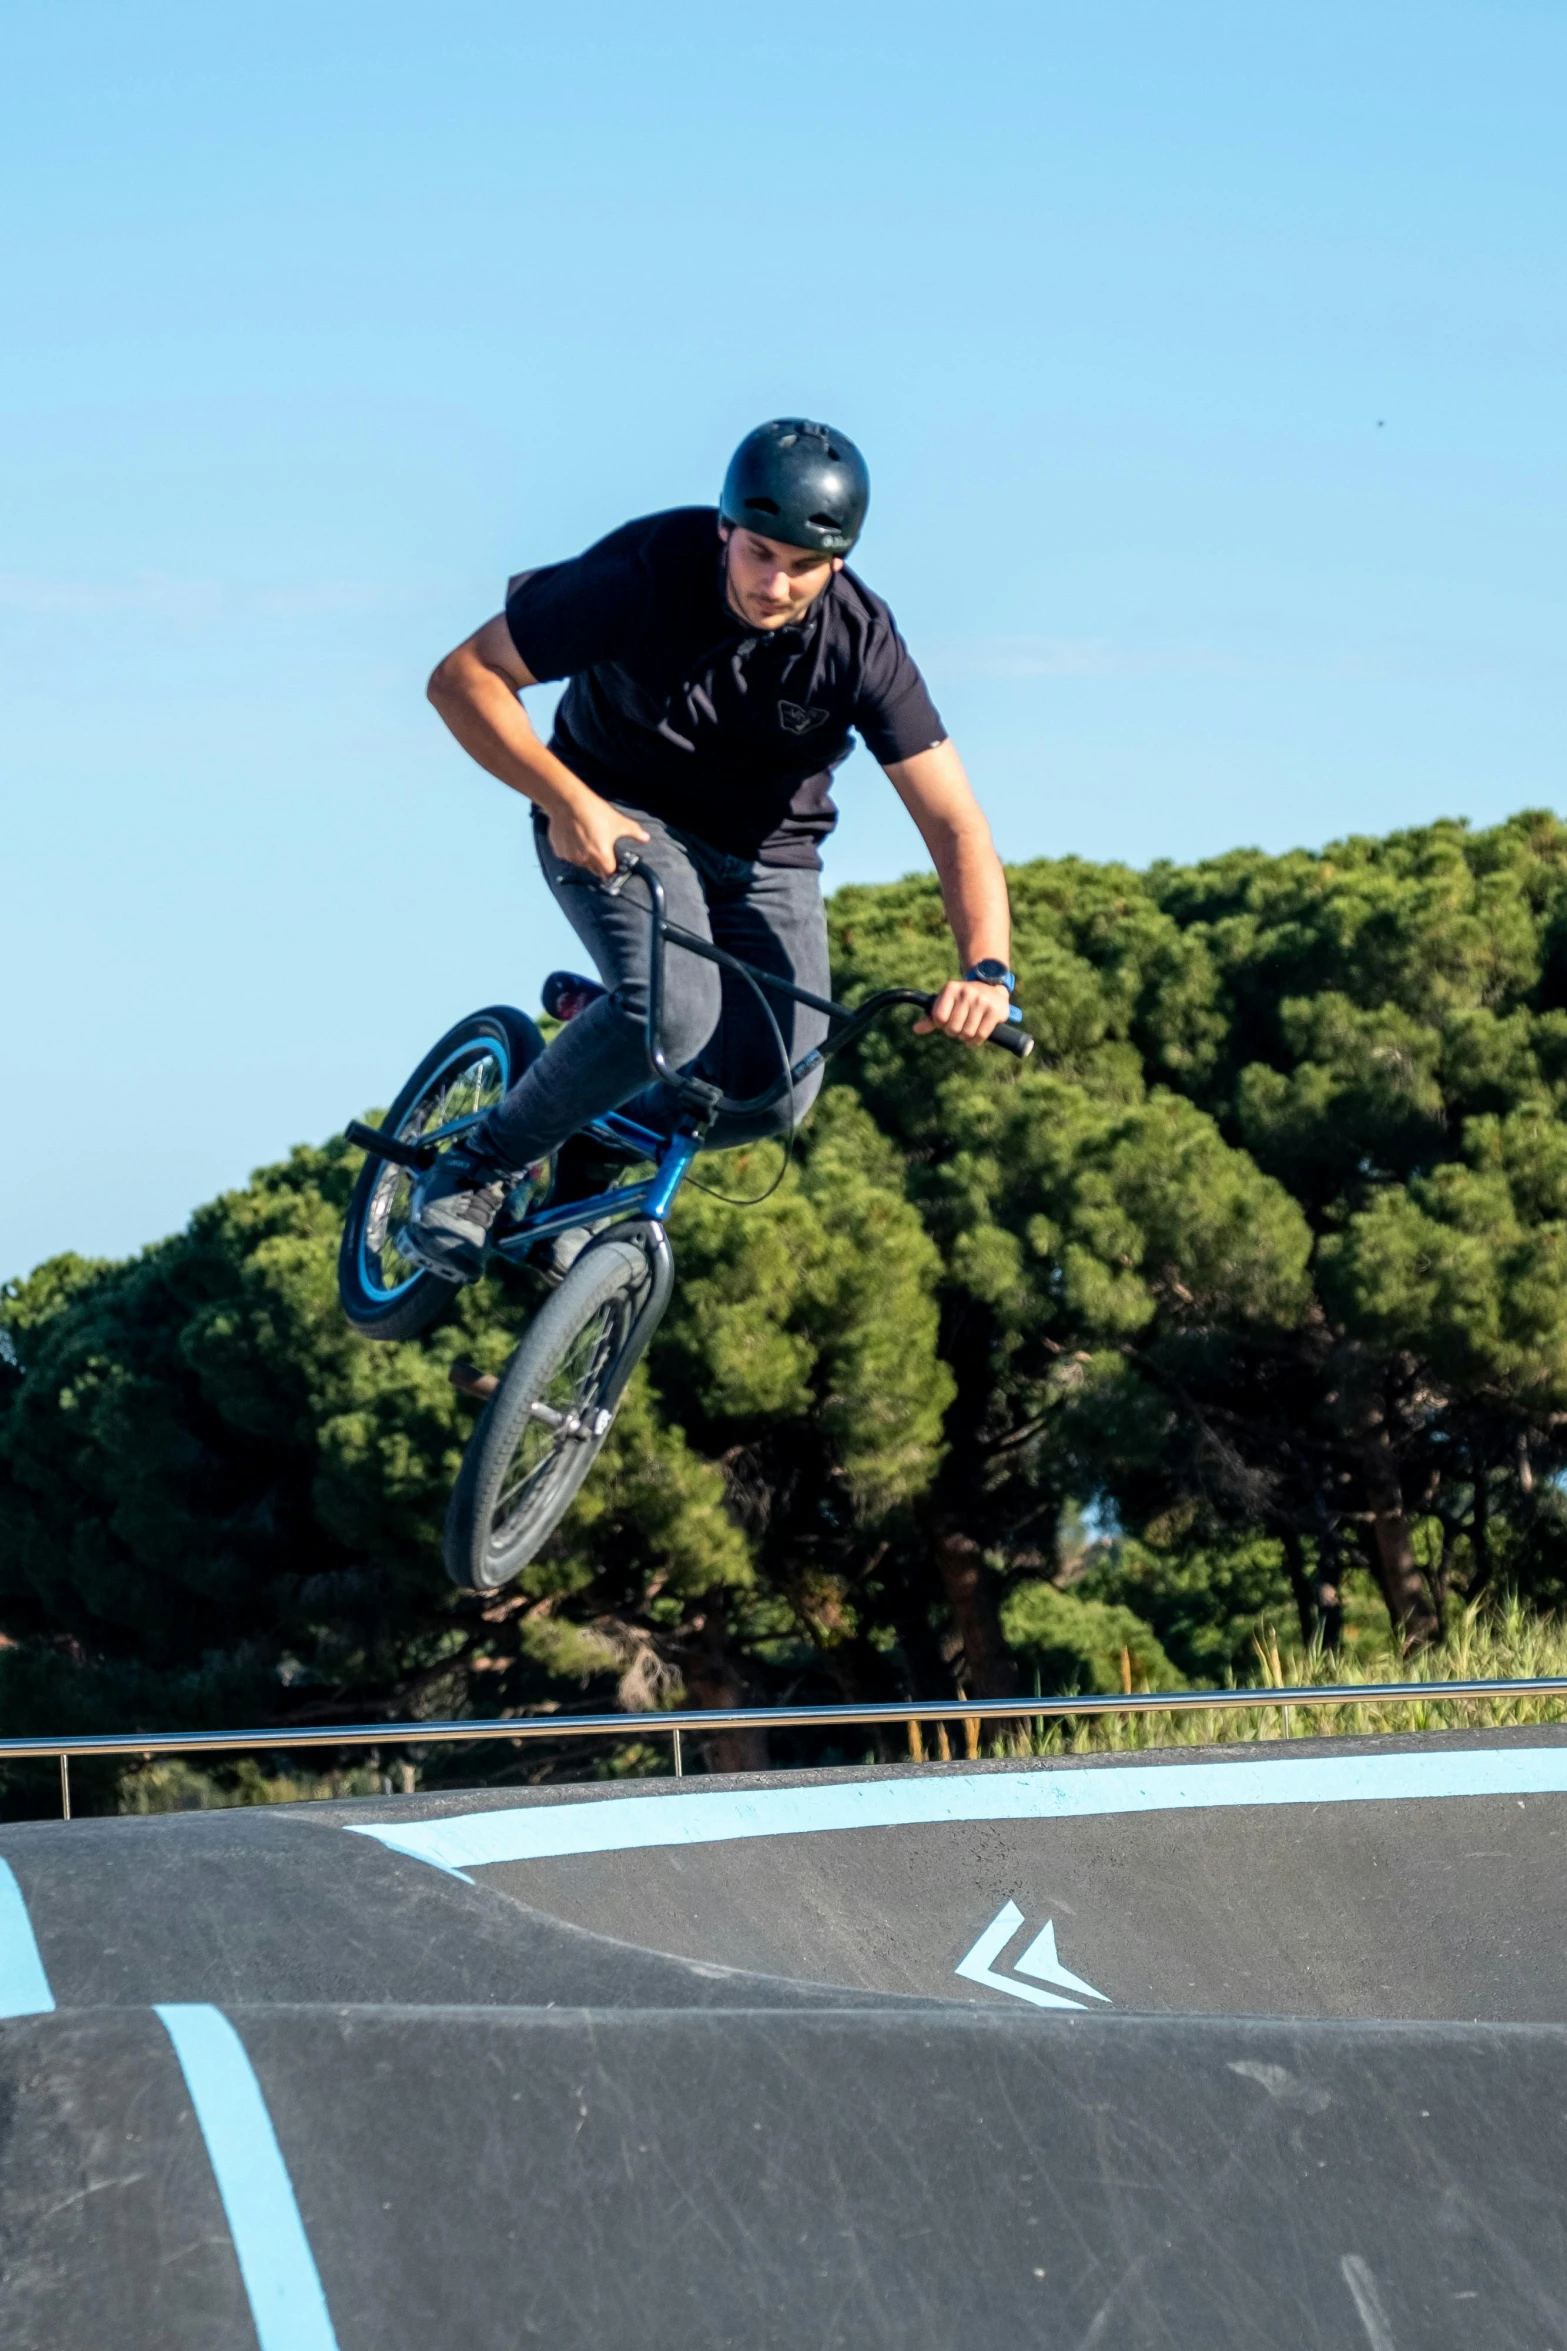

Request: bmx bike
left=337, top=845, right=1034, bottom=1595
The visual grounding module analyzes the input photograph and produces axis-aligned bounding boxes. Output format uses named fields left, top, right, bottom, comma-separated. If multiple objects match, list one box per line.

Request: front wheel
left=337, top=1005, right=545, bottom=1343
left=444, top=1237, right=656, bottom=1592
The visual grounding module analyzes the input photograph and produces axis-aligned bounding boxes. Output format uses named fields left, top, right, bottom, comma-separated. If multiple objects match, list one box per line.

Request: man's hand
left=548, top=791, right=650, bottom=879
left=914, top=977, right=1012, bottom=1046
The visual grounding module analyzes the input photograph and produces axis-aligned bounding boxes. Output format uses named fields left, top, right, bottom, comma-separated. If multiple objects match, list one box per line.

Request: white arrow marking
left=954, top=1900, right=1085, bottom=2010
left=1014, top=1917, right=1110, bottom=2002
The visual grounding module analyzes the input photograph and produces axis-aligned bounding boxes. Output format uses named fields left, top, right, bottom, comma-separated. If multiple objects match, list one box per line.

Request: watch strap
left=964, top=959, right=1017, bottom=993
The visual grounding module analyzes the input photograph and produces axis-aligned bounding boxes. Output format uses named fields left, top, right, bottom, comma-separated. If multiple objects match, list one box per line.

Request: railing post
left=59, top=1754, right=70, bottom=1820
left=671, top=1725, right=683, bottom=1778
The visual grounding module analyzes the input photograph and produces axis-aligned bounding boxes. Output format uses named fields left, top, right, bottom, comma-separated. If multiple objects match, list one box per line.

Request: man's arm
left=883, top=740, right=1014, bottom=1045
left=426, top=616, right=647, bottom=878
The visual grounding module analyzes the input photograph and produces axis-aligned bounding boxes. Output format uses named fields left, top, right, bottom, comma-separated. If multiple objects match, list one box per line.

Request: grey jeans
left=478, top=804, right=832, bottom=1168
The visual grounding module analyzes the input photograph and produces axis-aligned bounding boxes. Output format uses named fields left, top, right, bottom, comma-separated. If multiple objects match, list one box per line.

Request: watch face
left=968, top=959, right=1015, bottom=990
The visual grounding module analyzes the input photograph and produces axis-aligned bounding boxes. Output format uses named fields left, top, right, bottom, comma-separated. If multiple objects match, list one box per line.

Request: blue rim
left=355, top=1032, right=513, bottom=1307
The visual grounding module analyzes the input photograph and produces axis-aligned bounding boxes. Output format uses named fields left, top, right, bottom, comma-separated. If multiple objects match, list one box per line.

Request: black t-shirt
left=504, top=506, right=946, bottom=868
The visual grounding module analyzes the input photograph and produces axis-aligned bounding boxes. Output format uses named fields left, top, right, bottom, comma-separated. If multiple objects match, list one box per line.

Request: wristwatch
left=964, top=959, right=1017, bottom=993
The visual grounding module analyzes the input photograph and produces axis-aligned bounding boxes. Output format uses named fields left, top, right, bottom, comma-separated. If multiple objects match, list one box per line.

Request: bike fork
left=596, top=1216, right=677, bottom=1414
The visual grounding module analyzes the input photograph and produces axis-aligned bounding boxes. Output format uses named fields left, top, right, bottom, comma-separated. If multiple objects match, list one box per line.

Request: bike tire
left=444, top=1236, right=654, bottom=1591
left=337, top=1004, right=546, bottom=1344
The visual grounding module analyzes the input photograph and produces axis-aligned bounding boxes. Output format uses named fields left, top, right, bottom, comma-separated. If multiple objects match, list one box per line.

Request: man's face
left=720, top=524, right=843, bottom=631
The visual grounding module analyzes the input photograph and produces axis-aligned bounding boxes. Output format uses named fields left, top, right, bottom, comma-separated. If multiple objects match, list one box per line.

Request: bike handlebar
left=972, top=1010, right=1033, bottom=1058
left=585, top=843, right=1034, bottom=1116
left=604, top=841, right=644, bottom=899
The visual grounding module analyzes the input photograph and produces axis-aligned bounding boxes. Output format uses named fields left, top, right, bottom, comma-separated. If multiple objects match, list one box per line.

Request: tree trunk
left=1467, top=1450, right=1492, bottom=1599
left=886, top=1575, right=951, bottom=1708
left=1303, top=1492, right=1347, bottom=1653
left=1516, top=1430, right=1535, bottom=1499
left=1359, top=1425, right=1440, bottom=1649
left=933, top=1527, right=1018, bottom=1699
left=1277, top=1524, right=1315, bottom=1649
left=1312, top=1523, right=1345, bottom=1654
left=685, top=1620, right=769, bottom=1773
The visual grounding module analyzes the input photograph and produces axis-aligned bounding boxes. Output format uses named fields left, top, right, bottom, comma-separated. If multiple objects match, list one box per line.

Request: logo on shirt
left=778, top=699, right=829, bottom=735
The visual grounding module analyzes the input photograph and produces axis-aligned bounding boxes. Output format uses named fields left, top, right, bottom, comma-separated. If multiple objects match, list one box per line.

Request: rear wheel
left=337, top=1006, right=545, bottom=1343
left=444, top=1237, right=653, bottom=1591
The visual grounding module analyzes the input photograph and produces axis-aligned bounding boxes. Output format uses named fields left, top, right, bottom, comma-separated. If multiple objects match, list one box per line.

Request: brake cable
left=683, top=952, right=800, bottom=1208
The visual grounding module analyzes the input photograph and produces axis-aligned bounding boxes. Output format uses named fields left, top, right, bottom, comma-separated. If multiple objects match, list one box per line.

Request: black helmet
left=719, top=419, right=870, bottom=558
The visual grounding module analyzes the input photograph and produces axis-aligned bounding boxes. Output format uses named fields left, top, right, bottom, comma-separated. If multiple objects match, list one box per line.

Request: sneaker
left=537, top=1132, right=628, bottom=1282
left=401, top=1142, right=544, bottom=1279
left=542, top=970, right=608, bottom=1023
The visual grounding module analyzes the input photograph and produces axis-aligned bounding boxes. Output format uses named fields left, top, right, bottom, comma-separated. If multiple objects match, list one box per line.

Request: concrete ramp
left=1, top=1729, right=1565, bottom=2345
left=3, top=2004, right=1565, bottom=2348
left=336, top=1728, right=1567, bottom=2018
left=0, top=1799, right=912, bottom=2013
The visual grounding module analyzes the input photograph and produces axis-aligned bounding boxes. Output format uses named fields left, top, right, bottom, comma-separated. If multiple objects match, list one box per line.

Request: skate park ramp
left=1, top=1727, right=1565, bottom=2345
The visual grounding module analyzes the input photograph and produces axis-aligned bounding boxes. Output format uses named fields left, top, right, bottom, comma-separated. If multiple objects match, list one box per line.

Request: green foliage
left=0, top=1090, right=955, bottom=1791
left=999, top=1579, right=1182, bottom=1694
left=831, top=810, right=1567, bottom=1654
left=117, top=1756, right=390, bottom=1812
left=8, top=811, right=1567, bottom=1806
left=1076, top=1534, right=1299, bottom=1681
left=1006, top=1591, right=1567, bottom=1761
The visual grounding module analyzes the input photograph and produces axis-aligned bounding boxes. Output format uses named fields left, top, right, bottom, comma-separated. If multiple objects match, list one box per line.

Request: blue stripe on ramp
left=0, top=1858, right=54, bottom=2018
left=346, top=1743, right=1567, bottom=1875
left=155, top=2004, right=339, bottom=2351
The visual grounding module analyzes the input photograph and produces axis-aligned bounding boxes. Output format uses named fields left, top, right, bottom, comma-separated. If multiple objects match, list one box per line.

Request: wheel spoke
left=491, top=1300, right=623, bottom=1532
left=359, top=1044, right=508, bottom=1298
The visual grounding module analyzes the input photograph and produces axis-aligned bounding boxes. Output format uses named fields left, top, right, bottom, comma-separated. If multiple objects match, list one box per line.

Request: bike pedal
left=394, top=1224, right=477, bottom=1285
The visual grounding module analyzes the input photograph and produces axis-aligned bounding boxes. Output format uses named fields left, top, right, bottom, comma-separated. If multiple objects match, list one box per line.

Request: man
left=414, top=418, right=1016, bottom=1269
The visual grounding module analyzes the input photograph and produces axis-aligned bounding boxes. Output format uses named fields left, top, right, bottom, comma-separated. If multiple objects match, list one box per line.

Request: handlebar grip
left=912, top=994, right=1035, bottom=1060
left=344, top=1118, right=439, bottom=1170
left=604, top=839, right=645, bottom=899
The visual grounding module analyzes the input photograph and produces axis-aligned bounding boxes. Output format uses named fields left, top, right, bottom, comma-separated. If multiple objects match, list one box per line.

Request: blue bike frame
left=484, top=847, right=1031, bottom=1268
left=340, top=849, right=1033, bottom=1277
left=488, top=1116, right=699, bottom=1261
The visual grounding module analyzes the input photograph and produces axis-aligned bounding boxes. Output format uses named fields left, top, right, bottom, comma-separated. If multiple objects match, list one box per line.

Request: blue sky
left=4, top=0, right=1563, bottom=1278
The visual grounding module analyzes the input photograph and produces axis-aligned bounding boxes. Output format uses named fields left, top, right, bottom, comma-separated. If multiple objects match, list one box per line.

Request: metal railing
left=5, top=1674, right=1567, bottom=1818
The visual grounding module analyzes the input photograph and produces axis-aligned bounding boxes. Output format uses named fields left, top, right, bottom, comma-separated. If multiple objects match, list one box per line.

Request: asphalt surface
left=1, top=1727, right=1564, bottom=2345
left=0, top=1800, right=920, bottom=2012
left=348, top=1727, right=1567, bottom=2020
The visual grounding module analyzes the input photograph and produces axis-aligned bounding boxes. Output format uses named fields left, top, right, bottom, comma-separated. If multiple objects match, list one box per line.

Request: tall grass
left=992, top=1592, right=1567, bottom=1760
